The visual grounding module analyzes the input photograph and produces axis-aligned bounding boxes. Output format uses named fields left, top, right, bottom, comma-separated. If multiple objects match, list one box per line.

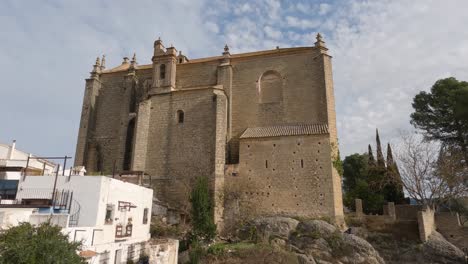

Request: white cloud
left=205, top=21, right=220, bottom=34
left=319, top=3, right=331, bottom=15
left=234, top=3, right=253, bottom=15
left=286, top=16, right=320, bottom=29
left=264, top=25, right=282, bottom=39
left=327, top=0, right=468, bottom=155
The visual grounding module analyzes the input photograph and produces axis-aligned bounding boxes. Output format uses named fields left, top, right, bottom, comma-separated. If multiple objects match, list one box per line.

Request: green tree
left=342, top=154, right=385, bottom=214
left=410, top=77, right=468, bottom=160
left=190, top=176, right=216, bottom=241
left=0, top=222, right=84, bottom=264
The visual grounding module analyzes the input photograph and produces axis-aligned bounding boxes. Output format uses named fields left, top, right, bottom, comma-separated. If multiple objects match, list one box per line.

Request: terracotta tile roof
left=79, top=250, right=97, bottom=258
left=240, top=124, right=329, bottom=139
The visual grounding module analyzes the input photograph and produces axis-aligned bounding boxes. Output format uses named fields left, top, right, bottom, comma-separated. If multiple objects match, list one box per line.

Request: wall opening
left=258, top=70, right=282, bottom=103
left=265, top=160, right=268, bottom=168
left=301, top=159, right=304, bottom=168
left=177, top=110, right=184, bottom=123
left=123, top=118, right=135, bottom=170
left=160, top=64, right=166, bottom=79
left=129, top=86, right=136, bottom=113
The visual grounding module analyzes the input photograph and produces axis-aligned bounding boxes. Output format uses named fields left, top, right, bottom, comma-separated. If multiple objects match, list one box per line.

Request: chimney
left=8, top=140, right=16, bottom=159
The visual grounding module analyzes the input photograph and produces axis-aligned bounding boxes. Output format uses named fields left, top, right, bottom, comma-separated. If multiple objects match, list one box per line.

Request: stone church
left=75, top=34, right=344, bottom=228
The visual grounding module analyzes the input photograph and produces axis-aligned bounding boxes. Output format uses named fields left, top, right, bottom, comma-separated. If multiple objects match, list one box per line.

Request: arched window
left=177, top=110, right=184, bottom=123
left=160, top=64, right=166, bottom=79
left=258, top=70, right=283, bottom=103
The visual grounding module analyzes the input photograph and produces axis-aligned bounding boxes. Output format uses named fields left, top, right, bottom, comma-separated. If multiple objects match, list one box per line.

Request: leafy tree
left=410, top=77, right=468, bottom=160
left=190, top=176, right=216, bottom=241
left=0, top=222, right=84, bottom=264
left=342, top=154, right=385, bottom=214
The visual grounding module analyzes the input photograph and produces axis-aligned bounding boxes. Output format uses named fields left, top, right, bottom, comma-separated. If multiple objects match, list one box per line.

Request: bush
left=0, top=222, right=85, bottom=263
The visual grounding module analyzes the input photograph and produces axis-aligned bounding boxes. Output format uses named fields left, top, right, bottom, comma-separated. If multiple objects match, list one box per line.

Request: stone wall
left=146, top=239, right=178, bottom=264
left=224, top=134, right=342, bottom=229
left=142, top=88, right=226, bottom=214
left=227, top=48, right=330, bottom=163
left=395, top=204, right=422, bottom=220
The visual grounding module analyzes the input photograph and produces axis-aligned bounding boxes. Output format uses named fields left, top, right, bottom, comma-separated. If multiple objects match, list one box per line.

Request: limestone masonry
left=75, top=34, right=344, bottom=228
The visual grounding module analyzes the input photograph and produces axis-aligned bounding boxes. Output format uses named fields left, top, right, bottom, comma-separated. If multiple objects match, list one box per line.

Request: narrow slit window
left=177, top=110, right=184, bottom=123
left=301, top=159, right=304, bottom=168
left=160, top=64, right=166, bottom=79
left=265, top=160, right=268, bottom=168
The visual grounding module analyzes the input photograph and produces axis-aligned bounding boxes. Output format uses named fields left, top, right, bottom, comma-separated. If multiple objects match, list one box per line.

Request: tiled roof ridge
left=240, top=123, right=329, bottom=139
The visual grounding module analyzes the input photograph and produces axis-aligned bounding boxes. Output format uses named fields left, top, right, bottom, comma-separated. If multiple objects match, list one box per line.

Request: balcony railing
left=115, top=224, right=133, bottom=239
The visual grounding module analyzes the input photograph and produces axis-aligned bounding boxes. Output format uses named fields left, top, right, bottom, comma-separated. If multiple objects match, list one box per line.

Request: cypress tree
left=368, top=145, right=376, bottom=167
left=384, top=143, right=405, bottom=204
left=190, top=176, right=216, bottom=241
left=376, top=129, right=386, bottom=169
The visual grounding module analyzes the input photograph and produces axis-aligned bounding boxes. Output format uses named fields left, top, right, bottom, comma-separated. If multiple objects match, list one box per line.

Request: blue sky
left=1, top=0, right=468, bottom=164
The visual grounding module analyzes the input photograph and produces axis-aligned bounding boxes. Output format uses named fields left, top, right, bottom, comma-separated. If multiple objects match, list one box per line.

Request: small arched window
left=177, top=110, right=184, bottom=123
left=258, top=70, right=283, bottom=103
left=160, top=64, right=166, bottom=79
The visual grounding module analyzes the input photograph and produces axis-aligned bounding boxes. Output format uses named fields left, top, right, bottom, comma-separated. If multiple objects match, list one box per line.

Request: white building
left=0, top=140, right=58, bottom=180
left=0, top=175, right=154, bottom=264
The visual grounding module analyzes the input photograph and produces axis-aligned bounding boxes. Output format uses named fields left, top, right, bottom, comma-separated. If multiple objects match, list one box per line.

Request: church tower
left=150, top=38, right=177, bottom=94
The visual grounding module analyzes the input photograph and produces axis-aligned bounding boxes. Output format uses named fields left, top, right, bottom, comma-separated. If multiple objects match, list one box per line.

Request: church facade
left=75, top=34, right=344, bottom=228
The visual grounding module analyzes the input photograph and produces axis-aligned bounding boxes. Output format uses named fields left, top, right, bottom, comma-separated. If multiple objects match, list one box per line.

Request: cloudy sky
left=1, top=0, right=468, bottom=164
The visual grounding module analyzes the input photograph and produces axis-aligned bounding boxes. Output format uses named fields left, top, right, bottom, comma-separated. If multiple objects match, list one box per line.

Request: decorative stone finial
left=131, top=53, right=137, bottom=64
left=122, top=57, right=129, bottom=64
left=90, top=56, right=101, bottom=77
left=314, top=32, right=327, bottom=50
left=154, top=37, right=162, bottom=46
left=100, top=55, right=106, bottom=70
left=223, top=44, right=230, bottom=56
left=316, top=33, right=323, bottom=42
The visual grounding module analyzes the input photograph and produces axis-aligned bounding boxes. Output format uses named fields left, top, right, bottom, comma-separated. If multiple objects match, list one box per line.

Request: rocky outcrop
left=422, top=231, right=466, bottom=264
left=239, top=217, right=384, bottom=264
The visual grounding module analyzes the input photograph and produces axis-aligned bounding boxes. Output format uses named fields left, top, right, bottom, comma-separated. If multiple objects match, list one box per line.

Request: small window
left=143, top=208, right=149, bottom=224
left=179, top=58, right=183, bottom=63
left=160, top=64, right=166, bottom=79
left=301, top=159, right=304, bottom=168
left=177, top=110, right=184, bottom=123
left=105, top=204, right=114, bottom=224
left=265, top=160, right=268, bottom=168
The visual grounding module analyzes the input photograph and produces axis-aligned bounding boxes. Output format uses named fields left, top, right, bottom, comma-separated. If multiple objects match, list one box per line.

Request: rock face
left=238, top=216, right=299, bottom=242
left=422, top=232, right=466, bottom=264
left=240, top=217, right=385, bottom=264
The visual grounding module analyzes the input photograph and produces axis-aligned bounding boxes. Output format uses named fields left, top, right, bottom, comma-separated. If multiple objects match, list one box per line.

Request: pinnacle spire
left=90, top=56, right=101, bottom=77
left=376, top=129, right=385, bottom=168
left=100, top=55, right=106, bottom=70
left=131, top=53, right=137, bottom=64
